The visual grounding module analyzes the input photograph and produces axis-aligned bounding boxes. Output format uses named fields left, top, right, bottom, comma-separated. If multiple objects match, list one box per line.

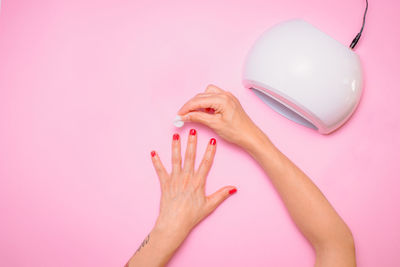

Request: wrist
left=241, top=126, right=272, bottom=155
left=153, top=219, right=190, bottom=248
left=144, top=225, right=186, bottom=264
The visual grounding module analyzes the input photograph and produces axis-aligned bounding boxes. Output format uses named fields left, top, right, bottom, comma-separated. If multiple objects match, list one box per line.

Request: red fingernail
left=173, top=133, right=180, bottom=140
left=229, top=188, right=237, bottom=195
left=151, top=151, right=156, bottom=157
left=210, top=138, right=216, bottom=145
left=190, top=129, right=196, bottom=135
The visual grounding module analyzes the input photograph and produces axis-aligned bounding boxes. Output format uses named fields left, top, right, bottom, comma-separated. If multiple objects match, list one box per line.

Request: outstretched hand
left=151, top=129, right=237, bottom=242
left=126, top=130, right=237, bottom=267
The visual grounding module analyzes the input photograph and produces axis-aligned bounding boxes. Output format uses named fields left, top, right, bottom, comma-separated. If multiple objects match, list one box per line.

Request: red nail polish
left=210, top=138, right=216, bottom=145
left=229, top=188, right=237, bottom=195
left=173, top=133, right=180, bottom=140
left=151, top=151, right=156, bottom=157
left=190, top=129, right=196, bottom=135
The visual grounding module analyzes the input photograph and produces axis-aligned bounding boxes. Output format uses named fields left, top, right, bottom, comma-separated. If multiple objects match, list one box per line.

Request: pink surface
left=0, top=0, right=399, bottom=266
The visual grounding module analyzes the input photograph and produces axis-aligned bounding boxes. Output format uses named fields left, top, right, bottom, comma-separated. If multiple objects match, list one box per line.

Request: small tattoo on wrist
left=134, top=234, right=150, bottom=255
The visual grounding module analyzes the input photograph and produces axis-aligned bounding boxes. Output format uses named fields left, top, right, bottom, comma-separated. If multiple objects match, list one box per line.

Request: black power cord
left=350, top=0, right=368, bottom=49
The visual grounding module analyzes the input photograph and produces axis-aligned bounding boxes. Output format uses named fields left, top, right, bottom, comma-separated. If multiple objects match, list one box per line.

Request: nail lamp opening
left=243, top=19, right=363, bottom=134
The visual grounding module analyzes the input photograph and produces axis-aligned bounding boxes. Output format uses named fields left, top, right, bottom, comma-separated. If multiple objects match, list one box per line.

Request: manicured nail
left=190, top=129, right=196, bottom=135
left=173, top=133, right=180, bottom=141
left=210, top=138, right=216, bottom=145
left=229, top=188, right=237, bottom=195
left=151, top=151, right=156, bottom=157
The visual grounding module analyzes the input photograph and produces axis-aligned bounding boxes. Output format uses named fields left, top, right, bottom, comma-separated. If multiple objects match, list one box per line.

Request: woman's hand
left=126, top=130, right=236, bottom=267
left=177, top=86, right=356, bottom=267
left=178, top=85, right=266, bottom=151
left=152, top=129, right=237, bottom=240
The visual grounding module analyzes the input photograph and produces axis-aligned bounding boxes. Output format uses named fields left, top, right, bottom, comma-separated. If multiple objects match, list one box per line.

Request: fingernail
left=151, top=151, right=156, bottom=157
left=190, top=129, right=196, bottom=135
left=229, top=188, right=237, bottom=195
left=210, top=138, right=216, bottom=145
left=173, top=133, right=180, bottom=141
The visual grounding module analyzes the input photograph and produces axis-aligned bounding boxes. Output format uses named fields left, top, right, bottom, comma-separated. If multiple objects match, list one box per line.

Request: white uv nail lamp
left=243, top=19, right=363, bottom=134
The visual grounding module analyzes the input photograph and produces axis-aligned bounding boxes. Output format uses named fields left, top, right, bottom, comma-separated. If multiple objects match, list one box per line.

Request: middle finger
left=182, top=129, right=197, bottom=175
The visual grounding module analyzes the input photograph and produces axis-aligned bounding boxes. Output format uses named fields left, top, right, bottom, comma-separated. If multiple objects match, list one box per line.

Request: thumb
left=181, top=111, right=219, bottom=128
left=206, top=186, right=237, bottom=214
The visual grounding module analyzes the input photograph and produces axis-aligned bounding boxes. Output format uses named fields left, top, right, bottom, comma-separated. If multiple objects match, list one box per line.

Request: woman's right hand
left=178, top=85, right=266, bottom=151
left=179, top=85, right=357, bottom=267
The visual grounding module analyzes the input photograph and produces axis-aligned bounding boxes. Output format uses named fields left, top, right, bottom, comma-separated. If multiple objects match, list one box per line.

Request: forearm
left=243, top=129, right=355, bottom=261
left=126, top=225, right=187, bottom=267
left=177, top=86, right=355, bottom=265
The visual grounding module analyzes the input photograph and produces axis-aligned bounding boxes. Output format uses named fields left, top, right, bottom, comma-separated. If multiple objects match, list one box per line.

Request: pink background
left=1, top=0, right=399, bottom=266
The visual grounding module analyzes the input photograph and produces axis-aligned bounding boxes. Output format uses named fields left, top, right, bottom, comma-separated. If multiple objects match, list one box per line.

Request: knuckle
left=227, top=101, right=235, bottom=110
left=160, top=183, right=167, bottom=191
left=155, top=165, right=163, bottom=173
left=192, top=180, right=202, bottom=191
left=209, top=117, right=221, bottom=128
left=188, top=136, right=196, bottom=144
left=173, top=151, right=181, bottom=160
left=187, top=151, right=194, bottom=159
left=192, top=112, right=202, bottom=120
left=185, top=113, right=192, bottom=120
left=174, top=158, right=182, bottom=165
left=203, top=158, right=212, bottom=166
left=221, top=94, right=233, bottom=104
left=206, top=84, right=218, bottom=92
left=195, top=114, right=205, bottom=122
left=181, top=174, right=191, bottom=188
left=202, top=152, right=214, bottom=165
left=182, top=171, right=191, bottom=179
left=219, top=97, right=229, bottom=105
left=220, top=93, right=229, bottom=100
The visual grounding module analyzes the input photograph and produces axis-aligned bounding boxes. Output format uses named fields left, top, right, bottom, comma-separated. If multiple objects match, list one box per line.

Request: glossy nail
left=173, top=133, right=180, bottom=141
left=210, top=138, right=216, bottom=145
left=229, top=188, right=237, bottom=195
left=190, top=129, right=196, bottom=136
left=151, top=151, right=156, bottom=157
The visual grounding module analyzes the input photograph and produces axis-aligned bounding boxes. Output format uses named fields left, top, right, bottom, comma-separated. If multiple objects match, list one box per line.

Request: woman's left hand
left=152, top=129, right=237, bottom=241
left=126, top=129, right=237, bottom=267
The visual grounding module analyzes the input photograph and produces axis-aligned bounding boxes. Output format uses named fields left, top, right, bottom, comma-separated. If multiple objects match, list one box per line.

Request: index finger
left=177, top=95, right=223, bottom=116
left=205, top=84, right=224, bottom=93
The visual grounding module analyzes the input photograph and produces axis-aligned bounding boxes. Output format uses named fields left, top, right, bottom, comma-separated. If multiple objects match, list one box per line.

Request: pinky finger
left=150, top=151, right=168, bottom=182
